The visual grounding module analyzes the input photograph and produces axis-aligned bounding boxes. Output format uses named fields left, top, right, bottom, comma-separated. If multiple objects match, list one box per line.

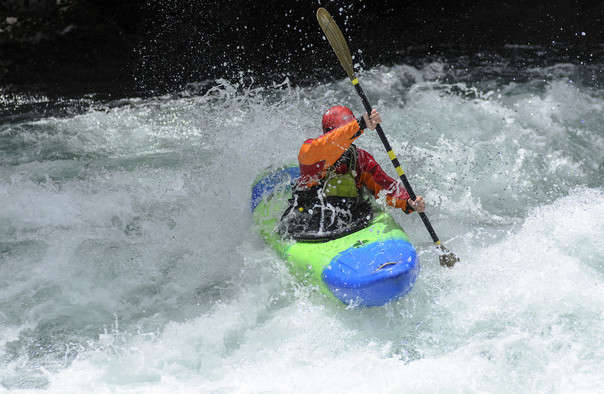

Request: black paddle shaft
left=353, top=82, right=441, bottom=245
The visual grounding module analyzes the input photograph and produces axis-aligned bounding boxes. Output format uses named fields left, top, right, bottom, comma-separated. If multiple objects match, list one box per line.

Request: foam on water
left=40, top=188, right=604, bottom=393
left=1, top=61, right=603, bottom=392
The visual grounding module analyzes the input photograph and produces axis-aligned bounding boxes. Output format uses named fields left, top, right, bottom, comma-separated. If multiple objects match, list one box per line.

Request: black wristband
left=405, top=199, right=415, bottom=213
left=357, top=115, right=367, bottom=130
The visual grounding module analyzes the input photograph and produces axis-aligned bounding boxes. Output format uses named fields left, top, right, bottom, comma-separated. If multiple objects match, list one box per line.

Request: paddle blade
left=438, top=244, right=459, bottom=267
left=316, top=8, right=356, bottom=82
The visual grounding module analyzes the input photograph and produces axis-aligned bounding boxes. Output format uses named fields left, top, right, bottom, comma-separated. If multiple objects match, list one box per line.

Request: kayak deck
left=251, top=166, right=419, bottom=307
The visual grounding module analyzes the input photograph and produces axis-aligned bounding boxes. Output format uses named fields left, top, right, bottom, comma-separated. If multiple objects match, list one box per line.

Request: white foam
left=1, top=63, right=603, bottom=392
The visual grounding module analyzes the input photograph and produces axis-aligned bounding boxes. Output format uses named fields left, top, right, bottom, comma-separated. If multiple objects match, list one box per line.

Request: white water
left=1, top=61, right=603, bottom=392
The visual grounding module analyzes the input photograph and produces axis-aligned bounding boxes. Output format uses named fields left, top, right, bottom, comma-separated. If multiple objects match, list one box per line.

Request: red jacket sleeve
left=356, top=148, right=414, bottom=213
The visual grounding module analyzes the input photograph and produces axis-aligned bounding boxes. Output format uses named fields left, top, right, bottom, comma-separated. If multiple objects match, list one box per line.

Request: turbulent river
left=1, top=57, right=603, bottom=392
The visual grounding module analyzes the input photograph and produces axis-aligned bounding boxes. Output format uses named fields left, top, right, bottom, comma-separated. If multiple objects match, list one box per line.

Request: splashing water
left=1, top=60, right=603, bottom=392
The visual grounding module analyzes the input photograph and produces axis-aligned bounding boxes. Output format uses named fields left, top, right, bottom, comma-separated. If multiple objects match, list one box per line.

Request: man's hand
left=407, top=196, right=426, bottom=213
left=363, top=109, right=381, bottom=130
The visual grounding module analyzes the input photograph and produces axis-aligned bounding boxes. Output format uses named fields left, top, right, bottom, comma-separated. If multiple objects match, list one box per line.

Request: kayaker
left=280, top=105, right=425, bottom=239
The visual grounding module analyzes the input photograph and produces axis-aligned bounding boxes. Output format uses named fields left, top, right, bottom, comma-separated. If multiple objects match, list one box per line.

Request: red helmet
left=322, top=106, right=355, bottom=134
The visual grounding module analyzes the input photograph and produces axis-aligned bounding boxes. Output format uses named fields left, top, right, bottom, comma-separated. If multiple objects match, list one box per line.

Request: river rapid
left=1, top=57, right=603, bottom=392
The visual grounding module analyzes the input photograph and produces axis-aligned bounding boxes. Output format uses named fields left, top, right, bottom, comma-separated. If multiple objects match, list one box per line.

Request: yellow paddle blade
left=316, top=8, right=357, bottom=82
